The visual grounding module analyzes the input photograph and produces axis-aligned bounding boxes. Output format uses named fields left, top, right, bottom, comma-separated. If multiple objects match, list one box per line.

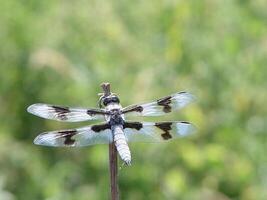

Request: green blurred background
left=0, top=0, right=266, bottom=199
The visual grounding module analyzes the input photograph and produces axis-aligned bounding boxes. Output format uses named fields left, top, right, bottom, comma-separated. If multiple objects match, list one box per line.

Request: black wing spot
left=123, top=105, right=143, bottom=114
left=87, top=110, right=95, bottom=116
left=52, top=106, right=70, bottom=120
left=123, top=122, right=143, bottom=130
left=180, top=121, right=190, bottom=124
left=87, top=109, right=107, bottom=116
left=178, top=91, right=186, bottom=94
left=155, top=122, right=173, bottom=140
left=157, top=96, right=172, bottom=113
left=91, top=123, right=111, bottom=132
left=58, top=130, right=77, bottom=145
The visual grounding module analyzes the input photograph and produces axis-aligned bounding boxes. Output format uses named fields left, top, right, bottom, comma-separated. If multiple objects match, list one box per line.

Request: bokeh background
left=0, top=0, right=267, bottom=199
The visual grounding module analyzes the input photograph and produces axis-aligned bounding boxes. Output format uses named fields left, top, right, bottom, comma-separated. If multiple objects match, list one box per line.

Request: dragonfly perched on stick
left=27, top=83, right=196, bottom=166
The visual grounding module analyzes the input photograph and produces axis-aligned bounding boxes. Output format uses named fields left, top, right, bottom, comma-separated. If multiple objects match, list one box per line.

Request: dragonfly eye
left=102, top=98, right=109, bottom=106
left=103, top=96, right=120, bottom=106
left=112, top=96, right=120, bottom=104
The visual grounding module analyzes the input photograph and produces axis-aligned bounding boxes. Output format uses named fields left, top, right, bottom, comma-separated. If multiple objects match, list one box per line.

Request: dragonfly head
left=98, top=93, right=120, bottom=108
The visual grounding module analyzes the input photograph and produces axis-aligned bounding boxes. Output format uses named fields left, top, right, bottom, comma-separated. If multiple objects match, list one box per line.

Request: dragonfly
left=27, top=86, right=196, bottom=165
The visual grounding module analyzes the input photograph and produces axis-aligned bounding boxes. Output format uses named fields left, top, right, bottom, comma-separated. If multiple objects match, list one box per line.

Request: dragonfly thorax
left=109, top=112, right=124, bottom=126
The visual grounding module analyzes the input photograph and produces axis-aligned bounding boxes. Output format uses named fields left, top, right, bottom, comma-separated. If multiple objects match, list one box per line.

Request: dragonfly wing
left=34, top=123, right=112, bottom=147
left=122, top=92, right=195, bottom=117
left=27, top=103, right=108, bottom=122
left=123, top=121, right=195, bottom=143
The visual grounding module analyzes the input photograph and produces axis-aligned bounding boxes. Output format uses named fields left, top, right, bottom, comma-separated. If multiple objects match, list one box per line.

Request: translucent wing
left=34, top=123, right=112, bottom=147
left=27, top=103, right=108, bottom=122
left=122, top=92, right=195, bottom=117
left=123, top=121, right=195, bottom=142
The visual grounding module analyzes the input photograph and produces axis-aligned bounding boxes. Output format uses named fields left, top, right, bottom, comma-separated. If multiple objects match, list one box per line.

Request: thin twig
left=100, top=83, right=119, bottom=200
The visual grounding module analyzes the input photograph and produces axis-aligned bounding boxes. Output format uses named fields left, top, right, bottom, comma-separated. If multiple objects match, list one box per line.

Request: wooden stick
left=109, top=143, right=119, bottom=200
left=101, top=83, right=111, bottom=96
left=100, top=83, right=119, bottom=200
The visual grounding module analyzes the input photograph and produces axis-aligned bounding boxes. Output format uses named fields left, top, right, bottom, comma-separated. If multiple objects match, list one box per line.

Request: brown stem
left=101, top=83, right=111, bottom=96
left=100, top=83, right=119, bottom=200
left=109, top=143, right=119, bottom=200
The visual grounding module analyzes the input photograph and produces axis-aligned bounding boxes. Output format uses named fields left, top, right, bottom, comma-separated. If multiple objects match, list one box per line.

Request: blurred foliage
left=0, top=0, right=267, bottom=199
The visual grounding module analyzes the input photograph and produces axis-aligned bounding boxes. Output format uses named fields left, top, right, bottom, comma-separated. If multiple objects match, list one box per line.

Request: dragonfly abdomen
left=112, top=125, right=131, bottom=165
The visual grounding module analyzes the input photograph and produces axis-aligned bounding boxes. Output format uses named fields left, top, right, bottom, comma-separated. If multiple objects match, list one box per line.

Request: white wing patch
left=122, top=92, right=195, bottom=117
left=27, top=103, right=107, bottom=122
left=34, top=123, right=112, bottom=147
left=123, top=121, right=195, bottom=143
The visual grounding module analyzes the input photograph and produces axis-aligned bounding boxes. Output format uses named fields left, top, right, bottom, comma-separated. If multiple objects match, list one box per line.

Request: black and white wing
left=122, top=92, right=195, bottom=117
left=34, top=123, right=112, bottom=147
left=27, top=103, right=108, bottom=122
left=123, top=121, right=195, bottom=142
